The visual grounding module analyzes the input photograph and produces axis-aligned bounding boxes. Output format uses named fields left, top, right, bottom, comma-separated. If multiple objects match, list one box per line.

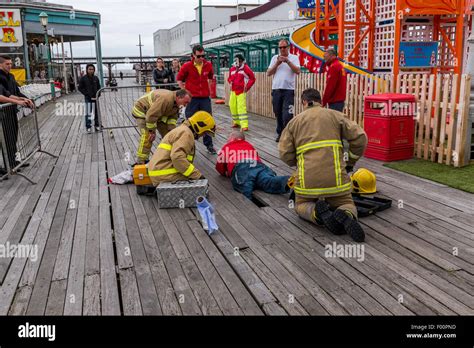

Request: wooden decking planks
left=0, top=90, right=472, bottom=316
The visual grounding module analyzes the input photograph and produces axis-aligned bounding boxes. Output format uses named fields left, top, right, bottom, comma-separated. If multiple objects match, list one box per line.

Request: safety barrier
left=95, top=83, right=179, bottom=130
left=0, top=97, right=57, bottom=184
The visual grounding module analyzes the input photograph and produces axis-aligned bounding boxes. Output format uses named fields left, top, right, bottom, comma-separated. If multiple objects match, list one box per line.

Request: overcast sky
left=55, top=0, right=266, bottom=58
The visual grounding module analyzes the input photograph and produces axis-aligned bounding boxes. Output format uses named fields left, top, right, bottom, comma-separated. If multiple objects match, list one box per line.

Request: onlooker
left=119, top=71, right=123, bottom=80
left=216, top=131, right=290, bottom=200
left=267, top=39, right=300, bottom=143
left=78, top=64, right=101, bottom=133
left=54, top=77, right=62, bottom=89
left=68, top=74, right=75, bottom=92
left=228, top=54, right=255, bottom=131
left=0, top=55, right=35, bottom=174
left=177, top=44, right=217, bottom=154
left=170, top=59, right=181, bottom=83
left=153, top=57, right=172, bottom=89
left=322, top=48, right=347, bottom=112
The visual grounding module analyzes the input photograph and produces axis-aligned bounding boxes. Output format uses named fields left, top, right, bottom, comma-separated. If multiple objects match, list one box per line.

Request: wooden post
left=446, top=74, right=458, bottom=166
left=416, top=74, right=428, bottom=158
left=424, top=75, right=435, bottom=160
left=455, top=74, right=472, bottom=167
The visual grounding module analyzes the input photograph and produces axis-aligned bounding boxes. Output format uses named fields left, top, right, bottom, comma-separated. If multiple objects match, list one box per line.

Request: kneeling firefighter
left=279, top=88, right=368, bottom=242
left=134, top=111, right=216, bottom=195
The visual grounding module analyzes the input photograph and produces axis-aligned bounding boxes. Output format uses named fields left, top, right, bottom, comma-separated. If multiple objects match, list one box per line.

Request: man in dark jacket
left=78, top=64, right=101, bottom=132
left=0, top=55, right=35, bottom=175
left=153, top=57, right=172, bottom=89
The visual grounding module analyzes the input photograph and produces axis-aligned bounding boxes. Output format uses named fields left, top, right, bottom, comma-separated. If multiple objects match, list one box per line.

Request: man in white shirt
left=267, top=39, right=301, bottom=142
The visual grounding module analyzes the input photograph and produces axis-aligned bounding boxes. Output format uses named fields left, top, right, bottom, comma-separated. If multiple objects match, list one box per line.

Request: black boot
left=315, top=200, right=344, bottom=235
left=137, top=185, right=156, bottom=196
left=334, top=209, right=365, bottom=242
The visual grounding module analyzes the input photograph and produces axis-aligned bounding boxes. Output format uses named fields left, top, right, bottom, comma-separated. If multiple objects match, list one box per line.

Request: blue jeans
left=328, top=102, right=345, bottom=112
left=272, top=89, right=294, bottom=135
left=231, top=162, right=290, bottom=200
left=185, top=97, right=213, bottom=148
left=85, top=99, right=99, bottom=129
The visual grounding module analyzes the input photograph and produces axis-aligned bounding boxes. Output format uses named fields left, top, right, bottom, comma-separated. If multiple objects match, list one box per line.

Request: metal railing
left=95, top=83, right=179, bottom=130
left=0, top=97, right=57, bottom=184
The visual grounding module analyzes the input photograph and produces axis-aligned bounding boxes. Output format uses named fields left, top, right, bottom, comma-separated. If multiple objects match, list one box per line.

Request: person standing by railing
left=0, top=55, right=35, bottom=175
left=170, top=59, right=181, bottom=83
left=153, top=57, right=173, bottom=90
left=78, top=64, right=101, bottom=133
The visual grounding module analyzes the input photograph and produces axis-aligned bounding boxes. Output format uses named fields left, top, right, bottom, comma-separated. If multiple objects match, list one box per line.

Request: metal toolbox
left=156, top=179, right=209, bottom=208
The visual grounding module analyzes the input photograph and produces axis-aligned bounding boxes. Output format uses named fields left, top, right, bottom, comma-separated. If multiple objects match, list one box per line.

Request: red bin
left=210, top=76, right=217, bottom=99
left=363, top=93, right=416, bottom=162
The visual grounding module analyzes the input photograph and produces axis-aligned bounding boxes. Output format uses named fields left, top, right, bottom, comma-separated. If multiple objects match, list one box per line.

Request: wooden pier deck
left=0, top=91, right=473, bottom=316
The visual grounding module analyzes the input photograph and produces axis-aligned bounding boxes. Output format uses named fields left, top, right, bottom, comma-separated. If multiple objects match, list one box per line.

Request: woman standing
left=153, top=57, right=172, bottom=89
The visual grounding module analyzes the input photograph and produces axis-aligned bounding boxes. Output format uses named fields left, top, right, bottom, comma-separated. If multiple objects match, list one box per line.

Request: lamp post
left=39, top=12, right=55, bottom=99
left=199, top=0, right=203, bottom=46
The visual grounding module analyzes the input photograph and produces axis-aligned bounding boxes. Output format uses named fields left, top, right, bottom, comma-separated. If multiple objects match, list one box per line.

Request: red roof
left=230, top=0, right=287, bottom=22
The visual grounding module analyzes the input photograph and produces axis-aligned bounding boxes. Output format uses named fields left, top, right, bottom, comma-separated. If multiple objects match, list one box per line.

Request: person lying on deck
left=216, top=131, right=291, bottom=200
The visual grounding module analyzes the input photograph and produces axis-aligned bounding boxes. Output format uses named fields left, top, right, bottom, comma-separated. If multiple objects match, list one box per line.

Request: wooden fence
left=224, top=72, right=472, bottom=167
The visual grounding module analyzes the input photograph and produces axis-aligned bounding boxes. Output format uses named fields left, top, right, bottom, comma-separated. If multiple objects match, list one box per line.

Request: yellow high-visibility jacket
left=148, top=120, right=202, bottom=186
left=132, top=89, right=179, bottom=130
left=279, top=103, right=367, bottom=198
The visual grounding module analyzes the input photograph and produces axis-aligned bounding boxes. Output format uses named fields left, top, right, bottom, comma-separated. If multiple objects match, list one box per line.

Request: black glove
left=345, top=165, right=354, bottom=173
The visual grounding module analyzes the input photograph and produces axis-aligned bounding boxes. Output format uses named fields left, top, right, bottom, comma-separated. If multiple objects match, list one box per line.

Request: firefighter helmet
left=189, top=111, right=216, bottom=136
left=351, top=168, right=377, bottom=194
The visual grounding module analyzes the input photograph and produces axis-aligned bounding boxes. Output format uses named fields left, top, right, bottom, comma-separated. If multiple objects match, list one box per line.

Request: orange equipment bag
left=133, top=164, right=152, bottom=186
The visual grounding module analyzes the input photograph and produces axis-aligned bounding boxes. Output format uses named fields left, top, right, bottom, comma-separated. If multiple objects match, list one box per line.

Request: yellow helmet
left=188, top=111, right=216, bottom=136
left=351, top=168, right=376, bottom=194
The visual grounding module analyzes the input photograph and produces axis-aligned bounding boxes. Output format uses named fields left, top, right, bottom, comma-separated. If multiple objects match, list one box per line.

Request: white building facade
left=153, top=0, right=302, bottom=56
left=154, top=3, right=260, bottom=56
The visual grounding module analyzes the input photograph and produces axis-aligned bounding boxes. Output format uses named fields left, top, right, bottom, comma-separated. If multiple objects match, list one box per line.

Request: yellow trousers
left=229, top=91, right=248, bottom=128
left=295, top=193, right=358, bottom=224
left=136, top=118, right=175, bottom=164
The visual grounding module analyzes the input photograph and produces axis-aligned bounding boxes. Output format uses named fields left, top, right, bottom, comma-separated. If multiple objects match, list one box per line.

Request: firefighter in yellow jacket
left=147, top=111, right=216, bottom=187
left=279, top=88, right=368, bottom=242
left=133, top=88, right=191, bottom=164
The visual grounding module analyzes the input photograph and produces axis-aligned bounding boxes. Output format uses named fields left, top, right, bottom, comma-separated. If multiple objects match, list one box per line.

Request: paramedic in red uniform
left=322, top=48, right=347, bottom=112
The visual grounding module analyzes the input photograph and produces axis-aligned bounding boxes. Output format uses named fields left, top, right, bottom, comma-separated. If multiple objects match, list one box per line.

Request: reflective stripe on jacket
left=147, top=120, right=202, bottom=186
left=132, top=89, right=179, bottom=130
left=279, top=104, right=367, bottom=198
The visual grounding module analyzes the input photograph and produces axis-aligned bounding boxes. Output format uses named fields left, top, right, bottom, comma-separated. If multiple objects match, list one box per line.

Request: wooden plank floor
left=0, top=89, right=473, bottom=316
